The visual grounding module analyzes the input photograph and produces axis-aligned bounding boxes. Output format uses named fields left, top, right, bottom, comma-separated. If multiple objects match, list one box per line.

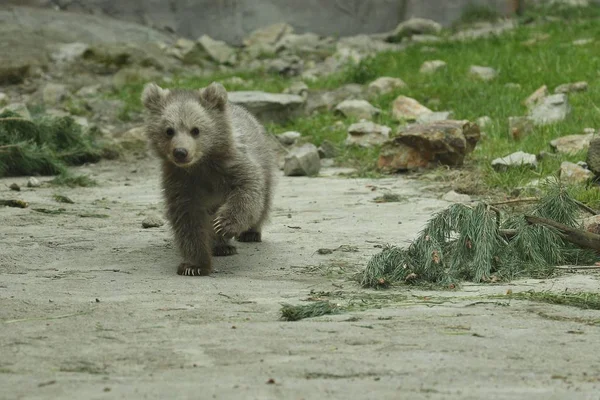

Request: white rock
left=391, top=95, right=432, bottom=121
left=334, top=100, right=381, bottom=120
left=346, top=120, right=391, bottom=148
left=27, top=177, right=41, bottom=188
left=492, top=151, right=537, bottom=171
left=416, top=111, right=453, bottom=124
left=419, top=60, right=447, bottom=74
left=476, top=116, right=492, bottom=128
left=560, top=161, right=593, bottom=184
left=277, top=131, right=302, bottom=146
left=367, top=77, right=407, bottom=95
left=529, top=94, right=570, bottom=126
left=469, top=65, right=497, bottom=81
left=442, top=190, right=472, bottom=203
left=284, top=143, right=321, bottom=176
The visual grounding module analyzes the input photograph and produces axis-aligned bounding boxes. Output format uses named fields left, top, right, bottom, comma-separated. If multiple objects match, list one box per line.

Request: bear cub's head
left=141, top=82, right=231, bottom=167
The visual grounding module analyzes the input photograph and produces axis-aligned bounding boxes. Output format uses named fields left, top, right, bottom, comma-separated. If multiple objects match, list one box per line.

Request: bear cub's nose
left=173, top=148, right=188, bottom=161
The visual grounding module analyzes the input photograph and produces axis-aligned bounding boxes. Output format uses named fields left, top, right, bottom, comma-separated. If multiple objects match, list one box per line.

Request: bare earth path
left=1, top=159, right=599, bottom=400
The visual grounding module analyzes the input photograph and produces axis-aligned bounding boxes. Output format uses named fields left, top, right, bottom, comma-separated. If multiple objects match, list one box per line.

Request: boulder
left=378, top=120, right=480, bottom=172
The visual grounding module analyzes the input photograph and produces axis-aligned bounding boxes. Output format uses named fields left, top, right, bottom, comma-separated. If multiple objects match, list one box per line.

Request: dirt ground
left=1, top=158, right=600, bottom=400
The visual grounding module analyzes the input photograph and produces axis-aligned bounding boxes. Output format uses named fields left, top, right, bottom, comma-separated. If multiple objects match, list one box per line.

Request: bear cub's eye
left=166, top=128, right=175, bottom=137
left=190, top=127, right=200, bottom=137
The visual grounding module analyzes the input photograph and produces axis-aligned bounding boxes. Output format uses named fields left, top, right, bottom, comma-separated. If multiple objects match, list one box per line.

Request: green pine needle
left=0, top=110, right=115, bottom=178
left=280, top=301, right=340, bottom=321
left=361, top=181, right=599, bottom=289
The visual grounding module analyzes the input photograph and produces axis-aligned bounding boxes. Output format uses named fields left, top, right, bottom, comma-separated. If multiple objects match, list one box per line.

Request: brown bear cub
left=141, top=82, right=277, bottom=276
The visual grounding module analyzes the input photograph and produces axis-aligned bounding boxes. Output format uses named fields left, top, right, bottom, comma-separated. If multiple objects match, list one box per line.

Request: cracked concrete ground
left=1, top=159, right=599, bottom=400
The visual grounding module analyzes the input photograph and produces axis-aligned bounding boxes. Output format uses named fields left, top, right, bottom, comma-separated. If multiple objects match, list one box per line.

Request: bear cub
left=141, top=82, right=277, bottom=276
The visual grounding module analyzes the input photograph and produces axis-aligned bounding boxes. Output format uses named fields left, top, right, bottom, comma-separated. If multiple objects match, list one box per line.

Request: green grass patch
left=110, top=6, right=600, bottom=200
left=49, top=173, right=97, bottom=188
left=502, top=290, right=600, bottom=310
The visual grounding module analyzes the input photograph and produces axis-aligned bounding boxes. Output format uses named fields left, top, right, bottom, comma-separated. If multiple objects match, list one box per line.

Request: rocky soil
left=2, top=158, right=600, bottom=399
left=2, top=4, right=600, bottom=399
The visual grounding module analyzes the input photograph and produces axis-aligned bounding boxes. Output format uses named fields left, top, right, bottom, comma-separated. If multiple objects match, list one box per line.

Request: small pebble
left=9, top=183, right=20, bottom=191
left=27, top=177, right=41, bottom=188
left=142, top=216, right=165, bottom=229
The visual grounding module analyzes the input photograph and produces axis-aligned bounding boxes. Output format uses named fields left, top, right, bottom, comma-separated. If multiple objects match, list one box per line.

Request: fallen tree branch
left=555, top=265, right=600, bottom=270
left=573, top=199, right=599, bottom=216
left=525, top=215, right=600, bottom=253
left=489, top=197, right=539, bottom=206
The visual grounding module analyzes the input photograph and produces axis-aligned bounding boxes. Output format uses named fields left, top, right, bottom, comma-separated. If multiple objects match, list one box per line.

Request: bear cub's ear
left=199, top=82, right=228, bottom=111
left=141, top=82, right=170, bottom=114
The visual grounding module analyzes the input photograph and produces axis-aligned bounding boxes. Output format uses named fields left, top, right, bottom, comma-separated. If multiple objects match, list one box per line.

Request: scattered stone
left=275, top=33, right=330, bottom=57
left=0, top=63, right=30, bottom=85
left=524, top=85, right=548, bottom=108
left=378, top=120, right=480, bottom=172
left=142, top=216, right=164, bottom=229
left=197, top=35, right=237, bottom=65
left=416, top=111, right=453, bottom=124
left=573, top=38, right=593, bottom=46
left=387, top=18, right=442, bottom=42
left=320, top=159, right=336, bottom=168
left=391, top=95, right=432, bottom=121
left=266, top=56, right=304, bottom=77
left=583, top=215, right=600, bottom=234
left=27, top=177, right=41, bottom=188
left=410, top=34, right=441, bottom=44
left=228, top=91, right=305, bottom=124
left=560, top=161, right=592, bottom=184
left=367, top=77, right=407, bottom=95
left=318, top=140, right=337, bottom=159
left=284, top=143, right=321, bottom=176
left=51, top=42, right=89, bottom=63
left=112, top=67, right=162, bottom=89
left=554, top=81, right=588, bottom=94
left=529, top=94, right=570, bottom=126
left=419, top=60, right=446, bottom=74
left=334, top=100, right=381, bottom=120
left=451, top=20, right=516, bottom=41
left=469, top=65, right=497, bottom=81
left=174, top=38, right=196, bottom=52
left=584, top=128, right=597, bottom=135
left=276, top=131, right=302, bottom=146
left=346, top=120, right=391, bottom=148
left=442, top=190, right=472, bottom=203
left=476, top=116, right=492, bottom=129
left=9, top=183, right=20, bottom=192
left=42, top=83, right=69, bottom=106
left=306, top=84, right=365, bottom=114
left=491, top=151, right=537, bottom=171
left=283, top=81, right=309, bottom=98
left=549, top=133, right=594, bottom=155
left=509, top=116, right=535, bottom=140
left=244, top=23, right=294, bottom=48
left=75, top=84, right=101, bottom=98
left=0, top=92, right=8, bottom=106
left=0, top=103, right=31, bottom=119
left=585, top=136, right=600, bottom=176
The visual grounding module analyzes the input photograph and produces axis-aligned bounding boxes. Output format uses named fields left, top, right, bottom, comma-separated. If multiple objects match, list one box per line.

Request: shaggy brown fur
left=141, top=82, right=277, bottom=276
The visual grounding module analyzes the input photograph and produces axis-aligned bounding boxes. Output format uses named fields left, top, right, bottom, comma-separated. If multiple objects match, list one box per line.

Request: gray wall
left=0, top=0, right=592, bottom=44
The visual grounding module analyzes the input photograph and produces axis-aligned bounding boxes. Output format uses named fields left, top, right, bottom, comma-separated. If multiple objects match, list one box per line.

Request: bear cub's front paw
left=177, top=262, right=212, bottom=276
left=213, top=211, right=244, bottom=239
